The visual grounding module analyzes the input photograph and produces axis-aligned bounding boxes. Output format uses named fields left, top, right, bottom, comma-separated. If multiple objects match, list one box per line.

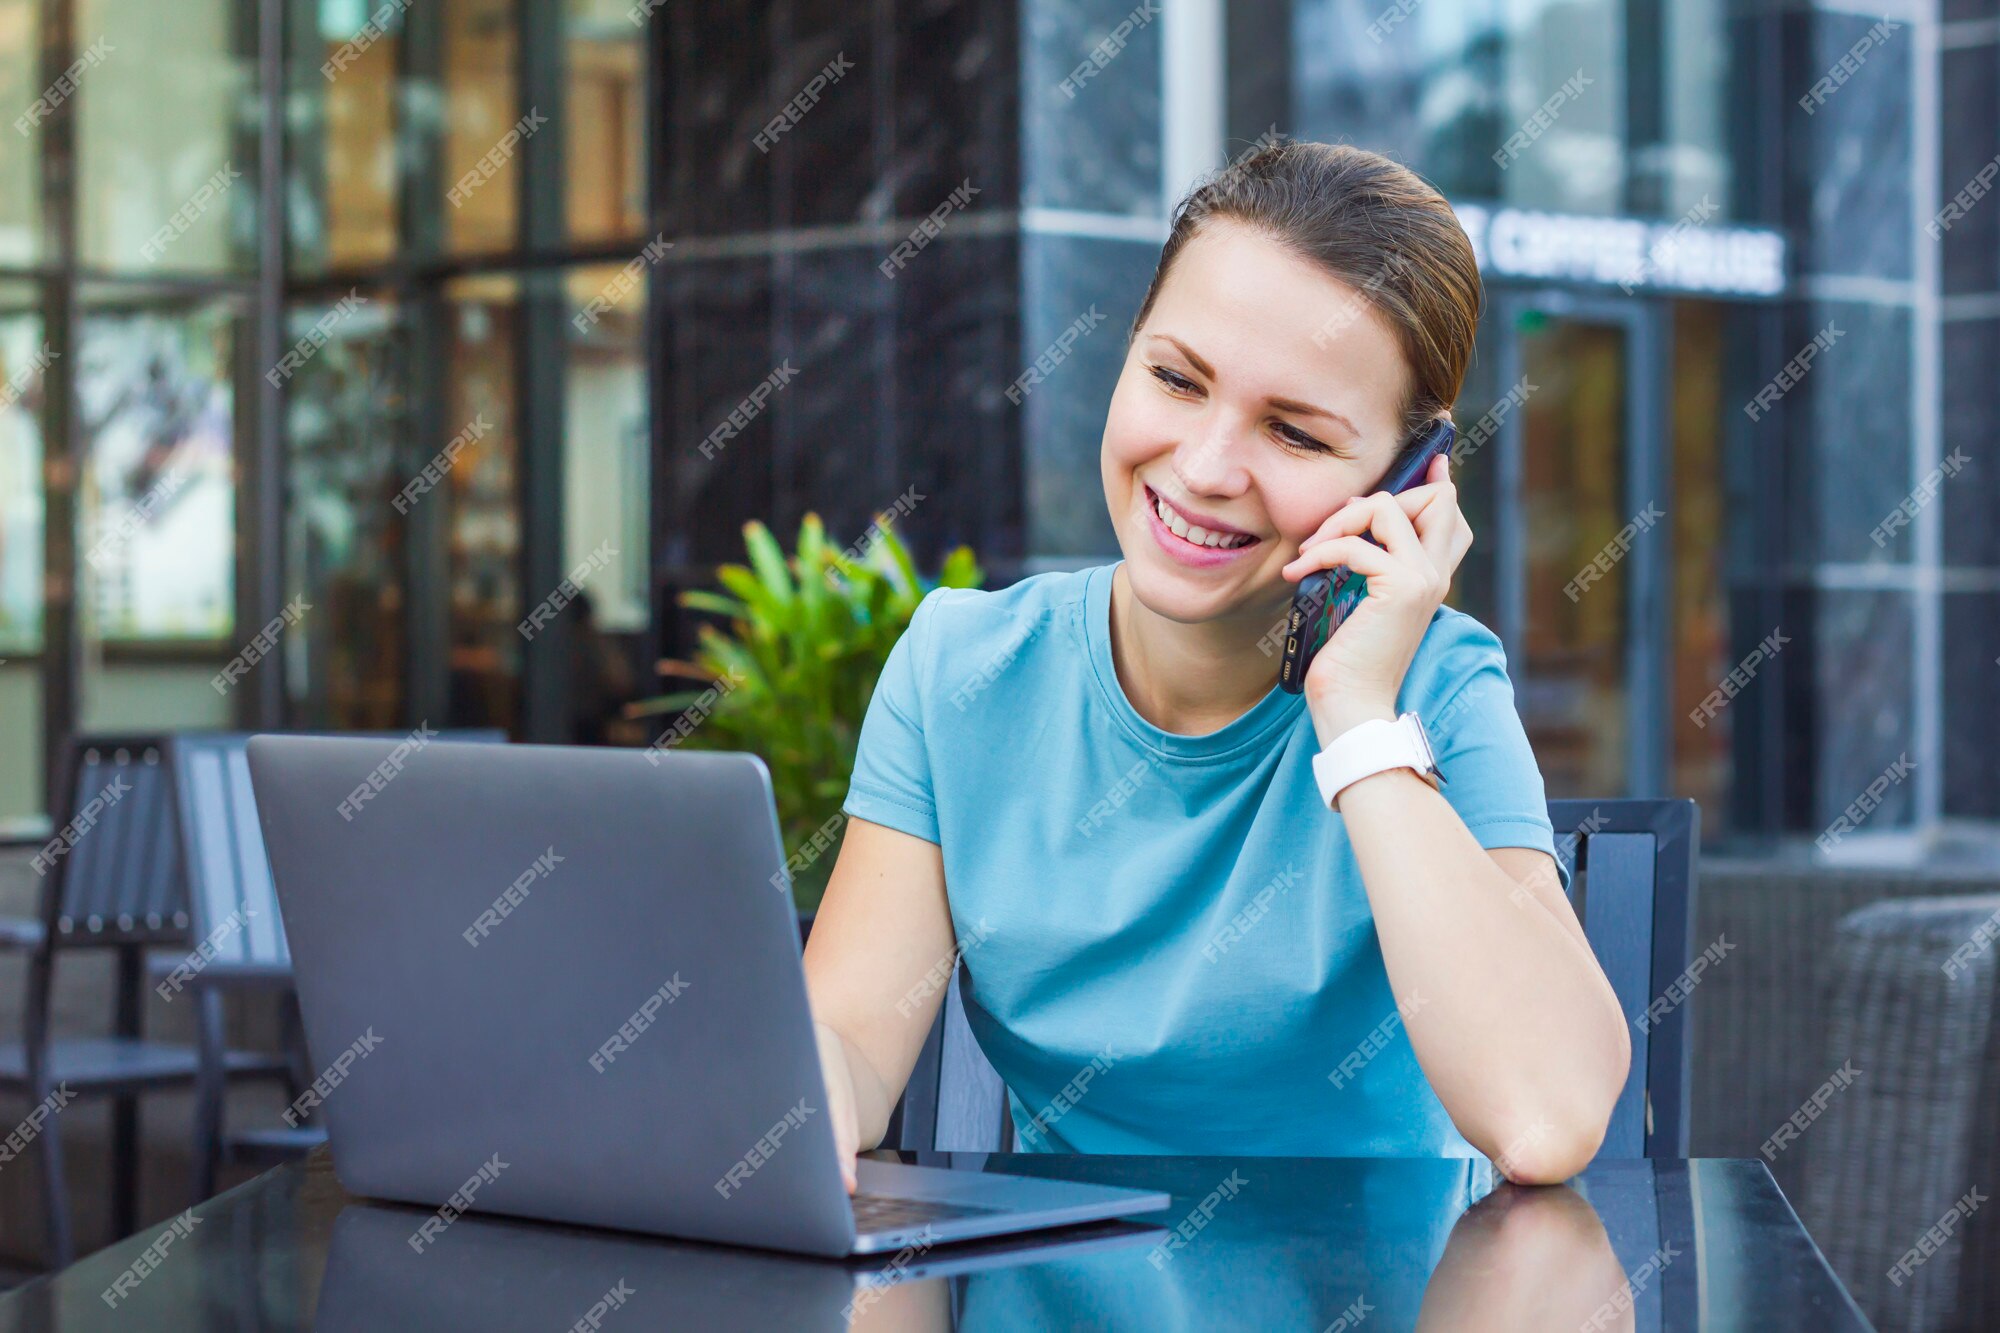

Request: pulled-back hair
left=1131, top=139, right=1483, bottom=445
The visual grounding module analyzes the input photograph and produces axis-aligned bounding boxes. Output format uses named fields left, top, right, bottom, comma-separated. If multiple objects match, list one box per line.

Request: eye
left=1147, top=364, right=1201, bottom=395
left=1272, top=421, right=1340, bottom=456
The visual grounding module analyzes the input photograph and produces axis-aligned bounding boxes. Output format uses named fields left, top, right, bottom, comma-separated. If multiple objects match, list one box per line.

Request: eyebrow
left=1152, top=334, right=1361, bottom=441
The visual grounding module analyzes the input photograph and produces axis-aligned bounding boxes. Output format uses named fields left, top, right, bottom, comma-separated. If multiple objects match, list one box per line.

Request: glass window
left=564, top=263, right=648, bottom=632
left=443, top=0, right=521, bottom=255
left=291, top=0, right=404, bottom=274
left=0, top=295, right=47, bottom=655
left=444, top=273, right=520, bottom=730
left=76, top=0, right=256, bottom=273
left=565, top=0, right=646, bottom=244
left=0, top=0, right=40, bottom=265
left=76, top=298, right=239, bottom=642
left=283, top=290, right=408, bottom=729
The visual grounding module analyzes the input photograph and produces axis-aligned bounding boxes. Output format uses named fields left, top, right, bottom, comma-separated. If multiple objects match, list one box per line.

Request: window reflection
left=445, top=274, right=520, bottom=731
left=292, top=0, right=403, bottom=273
left=0, top=305, right=48, bottom=654
left=76, top=301, right=238, bottom=642
left=444, top=0, right=521, bottom=255
left=0, top=0, right=40, bottom=265
left=284, top=291, right=408, bottom=729
left=76, top=0, right=254, bottom=273
left=565, top=0, right=646, bottom=244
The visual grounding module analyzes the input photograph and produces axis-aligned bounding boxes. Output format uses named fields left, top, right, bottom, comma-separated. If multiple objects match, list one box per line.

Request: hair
left=1129, top=139, right=1483, bottom=447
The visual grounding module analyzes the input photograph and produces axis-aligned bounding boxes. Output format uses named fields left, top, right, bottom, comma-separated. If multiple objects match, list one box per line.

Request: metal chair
left=0, top=736, right=289, bottom=1269
left=168, top=729, right=507, bottom=1198
left=889, top=797, right=1700, bottom=1160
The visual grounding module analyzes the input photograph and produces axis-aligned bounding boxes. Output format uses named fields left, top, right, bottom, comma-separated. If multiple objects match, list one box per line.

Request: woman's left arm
left=1283, top=454, right=1631, bottom=1185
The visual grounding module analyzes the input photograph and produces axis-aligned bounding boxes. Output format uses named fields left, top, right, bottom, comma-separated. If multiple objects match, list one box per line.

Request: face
left=1100, top=219, right=1416, bottom=628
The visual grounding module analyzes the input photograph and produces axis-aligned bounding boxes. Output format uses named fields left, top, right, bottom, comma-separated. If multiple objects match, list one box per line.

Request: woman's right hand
left=814, top=1021, right=861, bottom=1195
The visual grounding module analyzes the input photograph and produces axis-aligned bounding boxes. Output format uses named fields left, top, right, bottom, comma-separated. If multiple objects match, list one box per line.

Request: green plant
left=630, top=512, right=981, bottom=910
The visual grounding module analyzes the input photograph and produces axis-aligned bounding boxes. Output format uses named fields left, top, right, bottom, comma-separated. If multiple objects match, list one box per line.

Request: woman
left=803, top=140, right=1629, bottom=1189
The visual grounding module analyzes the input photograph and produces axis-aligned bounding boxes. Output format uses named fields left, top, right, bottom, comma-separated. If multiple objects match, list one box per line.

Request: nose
left=1167, top=417, right=1249, bottom=501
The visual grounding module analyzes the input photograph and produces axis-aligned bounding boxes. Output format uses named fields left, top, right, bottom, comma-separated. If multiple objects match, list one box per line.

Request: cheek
left=1100, top=373, right=1164, bottom=465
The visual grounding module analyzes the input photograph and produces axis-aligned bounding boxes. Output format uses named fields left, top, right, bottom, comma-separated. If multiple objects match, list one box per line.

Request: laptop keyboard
left=850, top=1193, right=999, bottom=1235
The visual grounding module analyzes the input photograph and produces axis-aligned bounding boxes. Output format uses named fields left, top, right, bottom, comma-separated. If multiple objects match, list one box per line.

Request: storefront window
left=292, top=0, right=404, bottom=274
left=0, top=0, right=40, bottom=265
left=443, top=0, right=521, bottom=256
left=444, top=273, right=521, bottom=730
left=566, top=0, right=646, bottom=244
left=564, top=263, right=648, bottom=632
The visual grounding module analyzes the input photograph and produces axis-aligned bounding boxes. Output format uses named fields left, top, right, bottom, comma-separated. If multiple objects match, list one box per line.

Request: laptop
left=245, top=735, right=1170, bottom=1258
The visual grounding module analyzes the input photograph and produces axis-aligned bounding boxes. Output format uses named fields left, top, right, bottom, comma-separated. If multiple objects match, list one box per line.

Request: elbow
left=1490, top=1115, right=1606, bottom=1186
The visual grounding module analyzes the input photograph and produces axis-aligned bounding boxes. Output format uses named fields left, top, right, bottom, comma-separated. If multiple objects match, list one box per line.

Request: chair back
left=166, top=729, right=508, bottom=980
left=893, top=796, right=1700, bottom=1160
left=34, top=735, right=190, bottom=947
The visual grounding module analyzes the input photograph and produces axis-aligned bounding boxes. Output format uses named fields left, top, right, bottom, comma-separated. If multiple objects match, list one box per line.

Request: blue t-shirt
left=840, top=560, right=1565, bottom=1158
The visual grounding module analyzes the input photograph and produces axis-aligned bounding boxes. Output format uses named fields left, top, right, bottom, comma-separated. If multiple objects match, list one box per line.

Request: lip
left=1146, top=483, right=1255, bottom=538
left=1142, top=484, right=1263, bottom=568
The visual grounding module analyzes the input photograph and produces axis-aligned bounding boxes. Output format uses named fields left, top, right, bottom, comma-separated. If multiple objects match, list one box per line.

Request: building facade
left=0, top=0, right=1993, bottom=861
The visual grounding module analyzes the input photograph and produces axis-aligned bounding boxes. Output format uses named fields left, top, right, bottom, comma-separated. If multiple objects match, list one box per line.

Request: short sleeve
left=840, top=589, right=944, bottom=845
left=1424, top=630, right=1572, bottom=896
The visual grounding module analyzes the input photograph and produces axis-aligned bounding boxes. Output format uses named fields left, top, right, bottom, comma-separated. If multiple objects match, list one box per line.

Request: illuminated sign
left=1452, top=203, right=1787, bottom=299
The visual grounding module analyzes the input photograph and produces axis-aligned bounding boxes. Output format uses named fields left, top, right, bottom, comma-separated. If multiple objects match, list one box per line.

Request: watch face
left=1406, top=713, right=1440, bottom=772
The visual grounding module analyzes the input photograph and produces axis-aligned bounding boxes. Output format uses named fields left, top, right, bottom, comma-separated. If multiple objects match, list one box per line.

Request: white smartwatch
left=1312, top=711, right=1446, bottom=810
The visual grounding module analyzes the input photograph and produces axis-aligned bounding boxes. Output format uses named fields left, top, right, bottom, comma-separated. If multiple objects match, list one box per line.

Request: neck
left=1107, top=563, right=1290, bottom=736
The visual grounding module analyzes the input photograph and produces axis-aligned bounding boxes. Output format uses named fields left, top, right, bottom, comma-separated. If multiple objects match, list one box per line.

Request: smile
left=1143, top=485, right=1261, bottom=564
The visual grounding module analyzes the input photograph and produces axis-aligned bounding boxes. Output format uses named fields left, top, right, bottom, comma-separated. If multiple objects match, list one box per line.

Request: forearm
left=818, top=1020, right=897, bottom=1151
left=1335, top=766, right=1631, bottom=1181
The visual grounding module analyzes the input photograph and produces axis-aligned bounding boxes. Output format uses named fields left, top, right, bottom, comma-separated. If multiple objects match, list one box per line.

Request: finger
left=1283, top=534, right=1400, bottom=583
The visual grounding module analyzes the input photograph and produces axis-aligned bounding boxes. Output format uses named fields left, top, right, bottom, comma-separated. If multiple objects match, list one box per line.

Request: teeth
left=1154, top=491, right=1252, bottom=549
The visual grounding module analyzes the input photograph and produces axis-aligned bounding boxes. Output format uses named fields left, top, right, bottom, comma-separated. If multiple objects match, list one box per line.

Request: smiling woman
left=803, top=140, right=1629, bottom=1190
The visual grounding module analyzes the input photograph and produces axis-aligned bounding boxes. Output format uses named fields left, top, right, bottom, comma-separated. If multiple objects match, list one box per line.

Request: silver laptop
left=246, top=735, right=1169, bottom=1258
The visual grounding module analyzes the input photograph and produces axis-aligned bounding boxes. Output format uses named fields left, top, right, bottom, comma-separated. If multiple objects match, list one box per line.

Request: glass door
left=1489, top=292, right=1669, bottom=799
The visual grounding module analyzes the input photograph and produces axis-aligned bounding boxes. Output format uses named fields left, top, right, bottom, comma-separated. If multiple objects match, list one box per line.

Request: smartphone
left=1277, top=416, right=1456, bottom=695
